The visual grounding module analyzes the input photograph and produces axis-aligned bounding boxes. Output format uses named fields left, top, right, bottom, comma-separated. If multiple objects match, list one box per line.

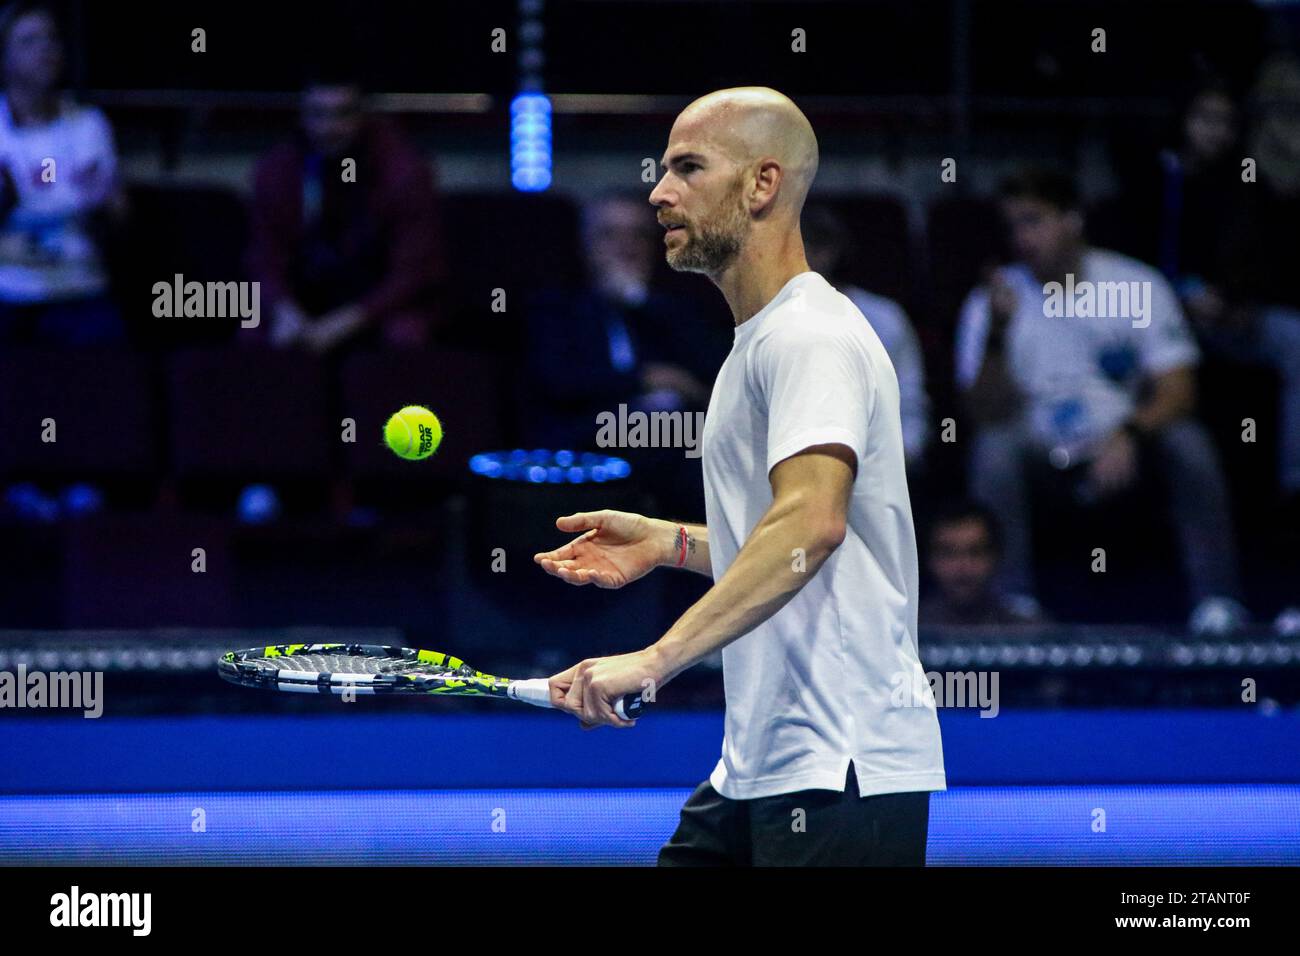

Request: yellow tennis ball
left=384, top=405, right=443, bottom=460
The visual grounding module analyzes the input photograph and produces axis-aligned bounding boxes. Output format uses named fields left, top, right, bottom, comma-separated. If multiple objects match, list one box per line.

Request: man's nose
left=649, top=178, right=672, bottom=207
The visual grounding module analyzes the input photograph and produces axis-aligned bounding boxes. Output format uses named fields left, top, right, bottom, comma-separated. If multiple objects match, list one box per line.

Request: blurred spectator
left=524, top=191, right=726, bottom=518
left=524, top=191, right=717, bottom=448
left=1158, top=79, right=1243, bottom=291
left=920, top=501, right=1045, bottom=627
left=247, top=69, right=443, bottom=355
left=803, top=202, right=931, bottom=467
left=956, top=166, right=1247, bottom=633
left=0, top=1, right=124, bottom=346
left=1192, top=54, right=1300, bottom=503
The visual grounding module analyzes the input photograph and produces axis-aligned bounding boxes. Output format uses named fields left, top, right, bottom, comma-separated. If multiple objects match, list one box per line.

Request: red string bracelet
left=675, top=526, right=688, bottom=568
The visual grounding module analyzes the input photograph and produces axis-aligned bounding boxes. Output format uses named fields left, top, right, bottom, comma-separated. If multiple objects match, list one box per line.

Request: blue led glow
left=511, top=93, right=552, bottom=192
left=470, top=449, right=632, bottom=484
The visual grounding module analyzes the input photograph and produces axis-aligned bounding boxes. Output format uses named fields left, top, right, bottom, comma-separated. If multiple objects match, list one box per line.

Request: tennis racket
left=218, top=643, right=647, bottom=720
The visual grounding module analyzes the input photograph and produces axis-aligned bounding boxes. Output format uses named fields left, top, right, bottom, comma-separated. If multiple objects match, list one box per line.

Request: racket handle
left=508, top=678, right=647, bottom=720
left=616, top=693, right=646, bottom=720
left=507, top=678, right=553, bottom=709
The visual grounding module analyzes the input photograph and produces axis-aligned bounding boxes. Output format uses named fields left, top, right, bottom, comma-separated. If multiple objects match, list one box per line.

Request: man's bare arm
left=648, top=444, right=855, bottom=684
left=1129, top=366, right=1195, bottom=433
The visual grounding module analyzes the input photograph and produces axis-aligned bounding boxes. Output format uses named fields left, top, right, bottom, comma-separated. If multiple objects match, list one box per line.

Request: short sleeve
left=750, top=319, right=873, bottom=476
left=1136, top=273, right=1200, bottom=374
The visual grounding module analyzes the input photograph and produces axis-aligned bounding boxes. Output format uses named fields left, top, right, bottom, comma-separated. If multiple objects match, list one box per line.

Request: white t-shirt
left=841, top=285, right=930, bottom=464
left=955, top=248, right=1199, bottom=458
left=701, top=271, right=947, bottom=800
left=0, top=96, right=117, bottom=303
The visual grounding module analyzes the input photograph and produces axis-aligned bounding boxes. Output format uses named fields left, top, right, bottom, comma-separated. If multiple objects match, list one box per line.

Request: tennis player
left=535, top=87, right=945, bottom=866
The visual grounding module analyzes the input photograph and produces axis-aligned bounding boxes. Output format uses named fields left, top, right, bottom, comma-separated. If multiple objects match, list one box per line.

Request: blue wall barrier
left=1, top=709, right=1298, bottom=793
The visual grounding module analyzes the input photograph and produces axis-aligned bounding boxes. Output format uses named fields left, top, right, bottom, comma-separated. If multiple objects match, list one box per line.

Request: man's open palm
left=533, top=510, right=666, bottom=588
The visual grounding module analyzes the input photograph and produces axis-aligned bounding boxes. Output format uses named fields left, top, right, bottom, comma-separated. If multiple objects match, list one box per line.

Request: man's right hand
left=533, top=510, right=676, bottom=588
left=988, top=269, right=1019, bottom=333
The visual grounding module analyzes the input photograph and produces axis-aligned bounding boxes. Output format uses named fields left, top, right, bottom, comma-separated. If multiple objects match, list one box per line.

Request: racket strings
left=263, top=654, right=456, bottom=676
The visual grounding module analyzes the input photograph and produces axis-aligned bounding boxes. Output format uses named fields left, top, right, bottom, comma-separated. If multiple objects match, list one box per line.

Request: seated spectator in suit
left=525, top=191, right=725, bottom=517
left=956, top=166, right=1246, bottom=634
left=1114, top=77, right=1243, bottom=289
left=248, top=69, right=443, bottom=355
left=0, top=2, right=124, bottom=346
left=524, top=191, right=717, bottom=449
left=920, top=501, right=1045, bottom=628
left=803, top=202, right=931, bottom=468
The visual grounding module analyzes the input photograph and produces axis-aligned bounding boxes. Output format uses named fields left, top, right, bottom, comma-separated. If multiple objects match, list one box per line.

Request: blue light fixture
left=510, top=93, right=552, bottom=192
left=470, top=449, right=632, bottom=484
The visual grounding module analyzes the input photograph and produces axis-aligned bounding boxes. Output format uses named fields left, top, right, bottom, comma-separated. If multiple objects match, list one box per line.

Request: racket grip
left=616, top=693, right=646, bottom=720
left=508, top=678, right=554, bottom=709
left=509, top=679, right=647, bottom=720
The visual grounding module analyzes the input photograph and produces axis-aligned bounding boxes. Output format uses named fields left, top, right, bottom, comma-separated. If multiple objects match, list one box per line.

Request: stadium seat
left=165, top=347, right=331, bottom=485
left=0, top=348, right=157, bottom=482
left=120, top=182, right=250, bottom=347
left=63, top=513, right=235, bottom=627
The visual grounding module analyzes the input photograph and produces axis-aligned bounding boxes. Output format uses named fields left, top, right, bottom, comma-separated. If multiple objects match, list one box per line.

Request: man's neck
left=1037, top=244, right=1087, bottom=286
left=6, top=86, right=58, bottom=126
left=711, top=226, right=811, bottom=326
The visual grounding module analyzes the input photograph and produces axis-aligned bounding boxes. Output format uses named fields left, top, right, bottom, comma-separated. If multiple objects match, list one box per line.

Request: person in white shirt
left=0, top=2, right=124, bottom=346
left=534, top=87, right=945, bottom=866
left=955, top=166, right=1246, bottom=634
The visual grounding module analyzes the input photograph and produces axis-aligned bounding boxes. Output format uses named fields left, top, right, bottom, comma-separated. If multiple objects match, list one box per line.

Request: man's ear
left=750, top=158, right=783, bottom=215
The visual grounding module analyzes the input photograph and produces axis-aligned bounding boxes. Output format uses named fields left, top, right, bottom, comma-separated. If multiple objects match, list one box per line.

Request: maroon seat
left=165, top=347, right=331, bottom=482
left=63, top=513, right=234, bottom=627
left=0, top=348, right=157, bottom=482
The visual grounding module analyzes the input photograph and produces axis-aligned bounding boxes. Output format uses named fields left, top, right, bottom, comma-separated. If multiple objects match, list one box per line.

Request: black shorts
left=657, top=763, right=931, bottom=866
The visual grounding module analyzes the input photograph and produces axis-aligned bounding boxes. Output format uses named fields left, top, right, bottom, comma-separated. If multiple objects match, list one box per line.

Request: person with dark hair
left=955, top=165, right=1247, bottom=635
left=803, top=202, right=931, bottom=468
left=0, top=1, right=125, bottom=345
left=247, top=71, right=444, bottom=353
left=920, top=501, right=1044, bottom=628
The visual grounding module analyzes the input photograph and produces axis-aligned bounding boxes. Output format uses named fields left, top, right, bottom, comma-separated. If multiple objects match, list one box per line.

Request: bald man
left=535, top=87, right=946, bottom=866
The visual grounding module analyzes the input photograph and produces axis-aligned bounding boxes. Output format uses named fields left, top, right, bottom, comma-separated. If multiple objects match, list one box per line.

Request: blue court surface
left=2, top=710, right=1298, bottom=865
left=1, top=785, right=1298, bottom=866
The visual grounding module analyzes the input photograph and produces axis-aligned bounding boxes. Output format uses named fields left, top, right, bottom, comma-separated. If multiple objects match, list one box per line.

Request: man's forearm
left=1128, top=367, right=1196, bottom=434
left=656, top=520, right=711, bottom=577
left=648, top=504, right=840, bottom=684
